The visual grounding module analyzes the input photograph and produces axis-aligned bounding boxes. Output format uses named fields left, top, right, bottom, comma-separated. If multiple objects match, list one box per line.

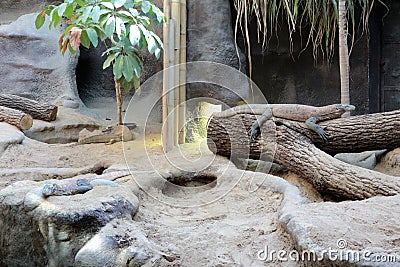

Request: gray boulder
left=23, top=108, right=101, bottom=144
left=334, top=149, right=388, bottom=170
left=0, top=13, right=81, bottom=106
left=0, top=179, right=139, bottom=267
left=187, top=0, right=248, bottom=104
left=0, top=122, right=25, bottom=156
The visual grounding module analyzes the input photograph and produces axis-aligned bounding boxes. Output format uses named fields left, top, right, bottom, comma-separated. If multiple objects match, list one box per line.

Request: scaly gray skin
left=41, top=171, right=130, bottom=197
left=213, top=104, right=356, bottom=141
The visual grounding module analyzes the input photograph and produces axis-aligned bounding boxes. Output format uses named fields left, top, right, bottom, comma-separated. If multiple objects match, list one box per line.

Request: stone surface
left=78, top=125, right=134, bottom=144
left=0, top=122, right=25, bottom=156
left=0, top=1, right=51, bottom=25
left=24, top=108, right=101, bottom=144
left=334, top=149, right=388, bottom=170
left=75, top=218, right=160, bottom=267
left=0, top=178, right=139, bottom=266
left=187, top=0, right=248, bottom=104
left=0, top=13, right=81, bottom=106
left=281, top=195, right=400, bottom=266
left=375, top=148, right=400, bottom=176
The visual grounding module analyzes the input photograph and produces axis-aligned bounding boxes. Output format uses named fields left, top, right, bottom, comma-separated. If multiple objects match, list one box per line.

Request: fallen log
left=0, top=106, right=33, bottom=130
left=0, top=94, right=58, bottom=121
left=207, top=110, right=400, bottom=200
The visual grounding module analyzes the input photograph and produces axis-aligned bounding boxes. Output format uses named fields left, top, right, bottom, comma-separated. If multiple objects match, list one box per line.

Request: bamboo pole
left=178, top=0, right=187, bottom=144
left=167, top=20, right=176, bottom=151
left=162, top=0, right=171, bottom=150
left=171, top=0, right=181, bottom=147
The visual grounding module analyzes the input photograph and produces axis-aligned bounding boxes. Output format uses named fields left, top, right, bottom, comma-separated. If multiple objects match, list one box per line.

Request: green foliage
left=36, top=0, right=165, bottom=91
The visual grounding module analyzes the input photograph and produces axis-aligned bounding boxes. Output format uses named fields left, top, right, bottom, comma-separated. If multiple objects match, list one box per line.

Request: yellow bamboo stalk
left=167, top=20, right=176, bottom=150
left=178, top=0, right=187, bottom=144
left=162, top=0, right=171, bottom=150
left=171, top=0, right=181, bottom=147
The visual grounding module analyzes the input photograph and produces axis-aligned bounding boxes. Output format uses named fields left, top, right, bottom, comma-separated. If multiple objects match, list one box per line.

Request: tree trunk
left=0, top=106, right=33, bottom=130
left=339, top=0, right=351, bottom=117
left=0, top=94, right=57, bottom=122
left=207, top=111, right=400, bottom=200
left=114, top=77, right=123, bottom=126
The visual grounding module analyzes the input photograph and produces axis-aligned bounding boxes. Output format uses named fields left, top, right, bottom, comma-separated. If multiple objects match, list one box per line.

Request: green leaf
left=140, top=26, right=156, bottom=54
left=150, top=4, right=164, bottom=23
left=113, top=55, right=124, bottom=79
left=129, top=8, right=139, bottom=16
left=129, top=54, right=141, bottom=77
left=122, top=79, right=132, bottom=92
left=35, top=13, right=45, bottom=29
left=113, top=0, right=126, bottom=8
left=122, top=55, right=134, bottom=82
left=141, top=1, right=151, bottom=13
left=57, top=3, right=68, bottom=17
left=67, top=42, right=77, bottom=54
left=86, top=28, right=98, bottom=47
left=102, top=45, right=121, bottom=56
left=81, top=6, right=93, bottom=23
left=52, top=9, right=62, bottom=27
left=101, top=2, right=114, bottom=10
left=75, top=0, right=86, bottom=6
left=150, top=31, right=163, bottom=49
left=91, top=5, right=101, bottom=22
left=118, top=10, right=134, bottom=18
left=133, top=76, right=140, bottom=92
left=154, top=47, right=161, bottom=59
left=115, top=17, right=125, bottom=37
left=129, top=24, right=141, bottom=46
left=103, top=52, right=118, bottom=69
left=105, top=16, right=116, bottom=37
left=80, top=30, right=91, bottom=48
left=64, top=5, right=74, bottom=18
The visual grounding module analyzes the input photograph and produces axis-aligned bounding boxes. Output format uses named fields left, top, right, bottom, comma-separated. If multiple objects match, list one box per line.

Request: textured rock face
left=0, top=123, right=25, bottom=157
left=0, top=0, right=51, bottom=25
left=282, top=195, right=400, bottom=266
left=187, top=0, right=248, bottom=104
left=0, top=178, right=140, bottom=266
left=0, top=14, right=81, bottom=107
left=23, top=108, right=101, bottom=144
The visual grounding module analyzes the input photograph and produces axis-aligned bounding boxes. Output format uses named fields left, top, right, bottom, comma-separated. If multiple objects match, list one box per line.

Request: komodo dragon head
left=319, top=104, right=355, bottom=120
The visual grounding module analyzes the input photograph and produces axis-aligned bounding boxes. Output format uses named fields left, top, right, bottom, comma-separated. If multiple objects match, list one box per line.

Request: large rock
left=375, top=148, right=400, bottom=176
left=0, top=1, right=51, bottom=25
left=0, top=13, right=81, bottom=107
left=23, top=108, right=101, bottom=144
left=187, top=0, right=248, bottom=104
left=280, top=195, right=400, bottom=266
left=0, top=122, right=25, bottom=157
left=0, top=179, right=139, bottom=266
left=75, top=218, right=161, bottom=267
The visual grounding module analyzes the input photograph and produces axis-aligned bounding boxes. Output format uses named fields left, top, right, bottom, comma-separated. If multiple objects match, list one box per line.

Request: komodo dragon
left=41, top=171, right=131, bottom=197
left=212, top=104, right=355, bottom=141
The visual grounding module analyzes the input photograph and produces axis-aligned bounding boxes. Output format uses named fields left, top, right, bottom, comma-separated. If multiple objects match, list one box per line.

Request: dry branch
left=0, top=94, right=58, bottom=122
left=207, top=110, right=400, bottom=200
left=0, top=106, right=33, bottom=130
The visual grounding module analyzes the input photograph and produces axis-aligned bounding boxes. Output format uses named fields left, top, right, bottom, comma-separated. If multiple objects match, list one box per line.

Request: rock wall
left=187, top=0, right=248, bottom=104
left=0, top=13, right=81, bottom=108
left=0, top=0, right=51, bottom=25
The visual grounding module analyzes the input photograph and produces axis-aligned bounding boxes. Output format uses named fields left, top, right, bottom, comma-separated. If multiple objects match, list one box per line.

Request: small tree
left=36, top=0, right=165, bottom=125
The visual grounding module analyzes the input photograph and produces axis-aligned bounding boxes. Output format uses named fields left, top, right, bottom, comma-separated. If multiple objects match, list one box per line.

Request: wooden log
left=0, top=106, right=33, bottom=130
left=207, top=111, right=400, bottom=200
left=208, top=110, right=400, bottom=158
left=0, top=94, right=58, bottom=121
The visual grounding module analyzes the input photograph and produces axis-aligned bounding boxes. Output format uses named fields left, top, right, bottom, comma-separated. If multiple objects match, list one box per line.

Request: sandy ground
left=0, top=133, right=300, bottom=266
